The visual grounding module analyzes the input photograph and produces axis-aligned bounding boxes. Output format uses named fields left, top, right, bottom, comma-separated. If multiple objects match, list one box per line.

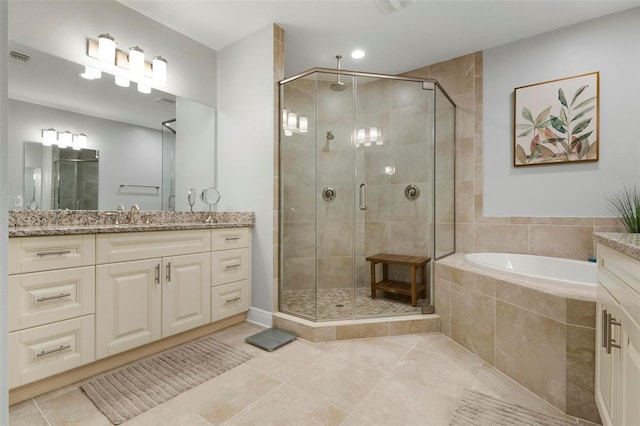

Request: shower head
left=330, top=55, right=347, bottom=92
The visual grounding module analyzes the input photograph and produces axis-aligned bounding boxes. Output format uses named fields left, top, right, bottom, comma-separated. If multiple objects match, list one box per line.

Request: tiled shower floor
left=280, top=287, right=423, bottom=320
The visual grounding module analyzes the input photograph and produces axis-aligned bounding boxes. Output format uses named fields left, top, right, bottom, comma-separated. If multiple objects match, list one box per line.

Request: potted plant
left=608, top=186, right=640, bottom=233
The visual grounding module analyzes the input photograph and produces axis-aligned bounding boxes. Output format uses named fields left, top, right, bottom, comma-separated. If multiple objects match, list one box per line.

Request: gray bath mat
left=245, top=327, right=296, bottom=352
left=450, top=389, right=576, bottom=426
left=81, top=335, right=253, bottom=425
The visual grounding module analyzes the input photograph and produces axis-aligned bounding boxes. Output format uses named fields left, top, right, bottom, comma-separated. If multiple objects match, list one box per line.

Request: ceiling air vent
left=9, top=50, right=30, bottom=63
left=154, top=97, right=175, bottom=105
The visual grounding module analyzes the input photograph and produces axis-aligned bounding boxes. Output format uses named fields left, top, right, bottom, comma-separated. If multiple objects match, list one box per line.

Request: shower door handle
left=359, top=183, right=368, bottom=211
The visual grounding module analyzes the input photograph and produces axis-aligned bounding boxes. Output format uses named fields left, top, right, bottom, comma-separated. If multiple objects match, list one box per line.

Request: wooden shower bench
left=366, top=253, right=430, bottom=307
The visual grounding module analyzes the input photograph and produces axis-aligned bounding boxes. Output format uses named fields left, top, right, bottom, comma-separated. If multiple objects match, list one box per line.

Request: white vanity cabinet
left=8, top=235, right=96, bottom=389
left=211, top=228, right=251, bottom=321
left=95, top=230, right=211, bottom=359
left=596, top=244, right=640, bottom=426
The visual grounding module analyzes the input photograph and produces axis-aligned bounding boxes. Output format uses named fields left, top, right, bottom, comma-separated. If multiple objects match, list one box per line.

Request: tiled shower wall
left=404, top=52, right=625, bottom=260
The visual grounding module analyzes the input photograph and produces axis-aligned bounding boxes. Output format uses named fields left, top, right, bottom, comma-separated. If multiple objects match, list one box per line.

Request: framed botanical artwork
left=513, top=71, right=599, bottom=167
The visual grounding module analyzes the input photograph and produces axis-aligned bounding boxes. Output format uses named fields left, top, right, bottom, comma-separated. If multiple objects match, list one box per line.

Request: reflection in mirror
left=9, top=40, right=216, bottom=212
left=200, top=186, right=221, bottom=209
left=52, top=146, right=99, bottom=210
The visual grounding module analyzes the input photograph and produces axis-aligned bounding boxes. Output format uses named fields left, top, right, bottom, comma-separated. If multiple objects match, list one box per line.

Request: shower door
left=353, top=77, right=433, bottom=319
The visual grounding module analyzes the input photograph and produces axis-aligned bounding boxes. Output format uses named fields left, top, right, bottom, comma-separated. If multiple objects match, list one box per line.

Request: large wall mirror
left=8, top=39, right=216, bottom=212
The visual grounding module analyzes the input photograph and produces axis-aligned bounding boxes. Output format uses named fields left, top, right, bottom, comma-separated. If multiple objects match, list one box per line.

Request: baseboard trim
left=247, top=307, right=273, bottom=328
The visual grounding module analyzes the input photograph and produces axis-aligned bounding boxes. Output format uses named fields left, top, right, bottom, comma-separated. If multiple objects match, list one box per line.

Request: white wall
left=484, top=8, right=640, bottom=217
left=217, top=25, right=274, bottom=313
left=174, top=98, right=216, bottom=212
left=8, top=1, right=216, bottom=106
left=9, top=100, right=164, bottom=211
left=0, top=0, right=9, bottom=420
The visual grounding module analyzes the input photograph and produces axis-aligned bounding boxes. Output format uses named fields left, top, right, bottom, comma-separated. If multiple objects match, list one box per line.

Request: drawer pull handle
left=36, top=292, right=72, bottom=302
left=166, top=262, right=171, bottom=282
left=225, top=237, right=241, bottom=241
left=155, top=264, right=160, bottom=285
left=601, top=309, right=608, bottom=348
left=36, top=344, right=71, bottom=357
left=36, top=250, right=72, bottom=257
left=225, top=264, right=241, bottom=270
left=226, top=296, right=241, bottom=304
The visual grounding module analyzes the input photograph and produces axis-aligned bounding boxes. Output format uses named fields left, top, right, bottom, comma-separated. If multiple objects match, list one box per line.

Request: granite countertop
left=594, top=232, right=640, bottom=261
left=9, top=210, right=254, bottom=237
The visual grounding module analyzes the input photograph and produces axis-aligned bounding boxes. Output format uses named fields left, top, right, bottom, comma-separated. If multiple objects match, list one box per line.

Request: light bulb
left=72, top=134, right=82, bottom=150
left=137, top=82, right=151, bottom=94
left=115, top=75, right=130, bottom=87
left=287, top=111, right=297, bottom=129
left=152, top=56, right=167, bottom=85
left=282, top=109, right=288, bottom=128
left=42, top=128, right=56, bottom=146
left=370, top=127, right=378, bottom=142
left=299, top=117, right=308, bottom=133
left=58, top=131, right=72, bottom=148
left=78, top=133, right=88, bottom=149
left=98, top=34, right=116, bottom=64
left=79, top=66, right=102, bottom=80
left=128, top=46, right=145, bottom=79
left=284, top=129, right=293, bottom=136
left=357, top=128, right=366, bottom=143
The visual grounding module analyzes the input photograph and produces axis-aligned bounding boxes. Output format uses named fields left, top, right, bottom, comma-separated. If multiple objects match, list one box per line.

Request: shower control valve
left=404, top=184, right=420, bottom=200
left=322, top=187, right=337, bottom=201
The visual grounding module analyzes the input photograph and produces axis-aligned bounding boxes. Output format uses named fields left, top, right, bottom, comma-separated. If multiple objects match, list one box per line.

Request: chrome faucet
left=128, top=204, right=140, bottom=224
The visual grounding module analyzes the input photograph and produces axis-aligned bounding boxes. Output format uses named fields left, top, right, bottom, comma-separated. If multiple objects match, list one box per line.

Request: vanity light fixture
left=356, top=126, right=383, bottom=147
left=86, top=34, right=168, bottom=94
left=79, top=66, right=102, bottom=80
left=41, top=128, right=88, bottom=149
left=42, top=128, right=57, bottom=146
left=282, top=109, right=308, bottom=136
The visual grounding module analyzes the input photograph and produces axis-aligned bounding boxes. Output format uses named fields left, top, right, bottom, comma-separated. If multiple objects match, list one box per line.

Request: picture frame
left=513, top=71, right=599, bottom=167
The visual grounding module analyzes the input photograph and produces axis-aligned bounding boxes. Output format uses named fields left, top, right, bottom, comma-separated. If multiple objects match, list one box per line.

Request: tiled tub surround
left=9, top=210, right=254, bottom=236
left=435, top=254, right=601, bottom=424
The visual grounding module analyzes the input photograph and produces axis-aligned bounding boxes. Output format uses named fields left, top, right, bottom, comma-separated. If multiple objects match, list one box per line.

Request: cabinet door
left=96, top=259, right=162, bottom=359
left=620, top=307, right=640, bottom=425
left=162, top=253, right=211, bottom=338
left=596, top=282, right=620, bottom=426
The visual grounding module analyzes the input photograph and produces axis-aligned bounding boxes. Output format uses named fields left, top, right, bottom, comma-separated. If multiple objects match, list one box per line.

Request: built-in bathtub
left=435, top=253, right=600, bottom=424
left=464, top=252, right=597, bottom=289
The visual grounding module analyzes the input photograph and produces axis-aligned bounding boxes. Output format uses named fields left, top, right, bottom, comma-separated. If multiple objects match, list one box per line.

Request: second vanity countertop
left=594, top=232, right=640, bottom=261
left=9, top=210, right=255, bottom=237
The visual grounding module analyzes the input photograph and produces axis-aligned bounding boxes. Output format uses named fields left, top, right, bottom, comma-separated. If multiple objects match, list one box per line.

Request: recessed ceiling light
left=351, top=49, right=365, bottom=59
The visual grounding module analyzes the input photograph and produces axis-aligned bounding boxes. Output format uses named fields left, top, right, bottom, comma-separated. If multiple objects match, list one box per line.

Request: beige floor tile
left=473, top=363, right=577, bottom=422
left=122, top=402, right=213, bottom=426
left=414, top=333, right=484, bottom=366
left=381, top=333, right=424, bottom=348
left=390, top=346, right=481, bottom=397
left=244, top=340, right=326, bottom=381
left=211, top=322, right=268, bottom=357
left=168, top=364, right=281, bottom=425
left=221, top=383, right=349, bottom=425
left=328, top=338, right=412, bottom=373
left=8, top=402, right=48, bottom=426
left=37, top=388, right=110, bottom=426
left=288, top=353, right=385, bottom=412
left=352, top=375, right=457, bottom=425
left=339, top=414, right=372, bottom=426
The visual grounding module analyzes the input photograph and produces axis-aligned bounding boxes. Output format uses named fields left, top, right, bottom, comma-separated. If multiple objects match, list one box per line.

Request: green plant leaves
left=558, top=88, right=568, bottom=107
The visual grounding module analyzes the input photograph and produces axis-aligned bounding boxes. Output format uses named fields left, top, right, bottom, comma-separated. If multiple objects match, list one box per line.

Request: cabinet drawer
left=9, top=267, right=95, bottom=332
left=96, top=229, right=210, bottom=264
left=9, top=235, right=95, bottom=275
left=8, top=315, right=95, bottom=389
left=211, top=228, right=249, bottom=251
left=211, top=280, right=250, bottom=321
left=599, top=245, right=640, bottom=294
left=212, top=248, right=249, bottom=286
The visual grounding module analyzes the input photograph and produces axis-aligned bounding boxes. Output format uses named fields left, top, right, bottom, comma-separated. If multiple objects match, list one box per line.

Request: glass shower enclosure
left=279, top=69, right=455, bottom=322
